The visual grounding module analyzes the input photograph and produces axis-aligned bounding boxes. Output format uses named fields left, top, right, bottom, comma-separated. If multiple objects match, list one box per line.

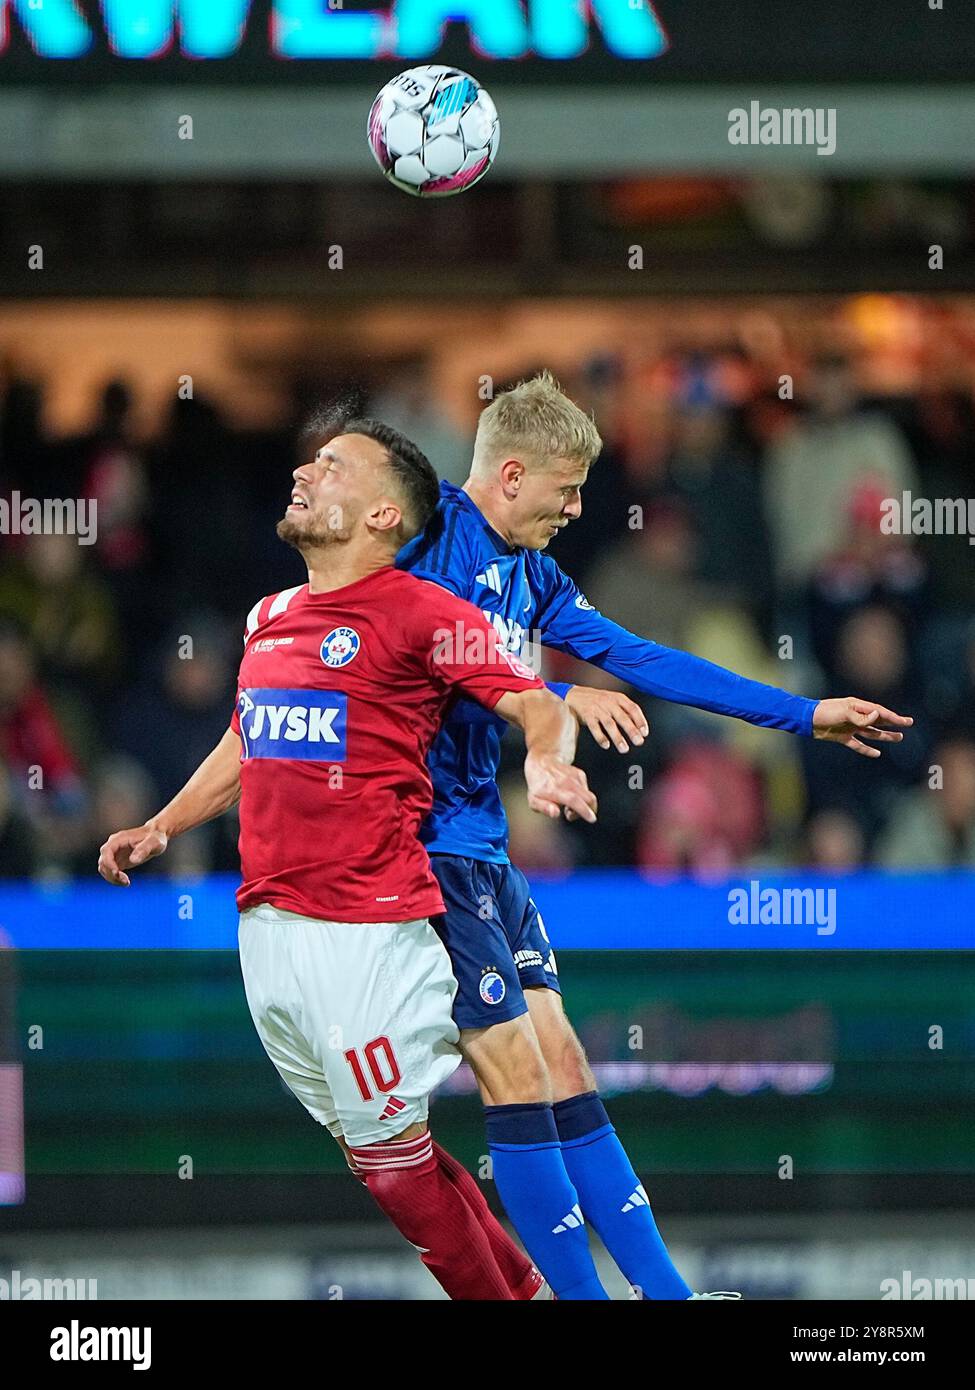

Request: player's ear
left=499, top=458, right=524, bottom=496
left=368, top=498, right=403, bottom=535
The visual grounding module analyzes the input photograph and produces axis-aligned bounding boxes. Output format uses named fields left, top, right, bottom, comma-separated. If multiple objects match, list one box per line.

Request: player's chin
left=276, top=514, right=325, bottom=547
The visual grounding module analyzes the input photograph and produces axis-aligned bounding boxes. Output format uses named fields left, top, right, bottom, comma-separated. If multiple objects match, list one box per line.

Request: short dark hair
left=300, top=403, right=439, bottom=542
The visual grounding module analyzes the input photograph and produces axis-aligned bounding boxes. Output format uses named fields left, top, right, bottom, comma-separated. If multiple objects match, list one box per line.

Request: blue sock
left=485, top=1101, right=609, bottom=1300
left=554, top=1091, right=692, bottom=1300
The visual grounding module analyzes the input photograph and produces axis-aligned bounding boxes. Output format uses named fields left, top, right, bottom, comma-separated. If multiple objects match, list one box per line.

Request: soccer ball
left=367, top=66, right=500, bottom=198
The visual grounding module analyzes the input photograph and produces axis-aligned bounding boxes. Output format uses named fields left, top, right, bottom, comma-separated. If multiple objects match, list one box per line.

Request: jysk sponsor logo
left=321, top=627, right=360, bottom=668
left=238, top=688, right=346, bottom=761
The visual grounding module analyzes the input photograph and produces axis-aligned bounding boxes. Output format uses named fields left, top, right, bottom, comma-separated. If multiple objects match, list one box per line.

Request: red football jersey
left=229, top=566, right=544, bottom=923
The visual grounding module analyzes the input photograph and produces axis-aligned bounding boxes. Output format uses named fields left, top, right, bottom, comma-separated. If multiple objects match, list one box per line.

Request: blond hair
left=472, top=370, right=602, bottom=474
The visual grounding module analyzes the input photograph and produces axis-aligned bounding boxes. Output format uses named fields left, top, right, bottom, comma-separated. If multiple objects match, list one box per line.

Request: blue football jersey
left=397, top=481, right=816, bottom=863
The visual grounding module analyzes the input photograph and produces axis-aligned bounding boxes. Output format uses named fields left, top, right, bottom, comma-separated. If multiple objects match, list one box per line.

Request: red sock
left=432, top=1140, right=543, bottom=1300
left=349, top=1132, right=513, bottom=1300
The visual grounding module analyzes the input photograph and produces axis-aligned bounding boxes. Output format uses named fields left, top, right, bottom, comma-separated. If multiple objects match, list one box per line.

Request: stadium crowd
left=1, top=346, right=974, bottom=880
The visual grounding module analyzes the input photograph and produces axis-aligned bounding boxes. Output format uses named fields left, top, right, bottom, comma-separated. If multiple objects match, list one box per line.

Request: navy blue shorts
left=429, top=855, right=561, bottom=1029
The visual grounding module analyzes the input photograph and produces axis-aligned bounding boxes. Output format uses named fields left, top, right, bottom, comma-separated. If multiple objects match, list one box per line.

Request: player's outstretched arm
left=534, top=553, right=829, bottom=735
left=494, top=688, right=598, bottom=824
left=97, top=726, right=242, bottom=886
left=811, top=697, right=913, bottom=757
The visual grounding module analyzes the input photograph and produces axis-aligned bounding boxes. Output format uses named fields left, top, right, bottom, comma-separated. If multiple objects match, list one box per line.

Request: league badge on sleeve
left=321, top=627, right=361, bottom=668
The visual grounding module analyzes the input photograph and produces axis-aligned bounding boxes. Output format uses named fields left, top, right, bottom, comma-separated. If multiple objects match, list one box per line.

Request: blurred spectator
left=878, top=736, right=975, bottom=868
left=0, top=620, right=88, bottom=864
left=111, top=617, right=236, bottom=806
left=583, top=500, right=715, bottom=651
left=501, top=773, right=574, bottom=873
left=636, top=741, right=765, bottom=874
left=65, top=380, right=153, bottom=646
left=804, top=808, right=867, bottom=871
left=147, top=395, right=251, bottom=623
left=69, top=756, right=156, bottom=879
left=369, top=360, right=471, bottom=486
left=0, top=531, right=120, bottom=695
left=901, top=386, right=975, bottom=611
left=76, top=381, right=149, bottom=566
left=0, top=372, right=46, bottom=492
left=109, top=617, right=242, bottom=876
left=800, top=604, right=928, bottom=841
left=764, top=354, right=918, bottom=589
left=0, top=764, right=39, bottom=878
left=0, top=621, right=85, bottom=809
left=662, top=391, right=773, bottom=620
left=805, top=480, right=929, bottom=684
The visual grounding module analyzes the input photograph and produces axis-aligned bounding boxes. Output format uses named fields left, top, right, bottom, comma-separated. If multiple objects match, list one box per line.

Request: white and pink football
left=368, top=65, right=500, bottom=198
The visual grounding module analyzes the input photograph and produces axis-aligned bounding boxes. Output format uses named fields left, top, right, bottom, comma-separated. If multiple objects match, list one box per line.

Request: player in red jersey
left=98, top=417, right=597, bottom=1300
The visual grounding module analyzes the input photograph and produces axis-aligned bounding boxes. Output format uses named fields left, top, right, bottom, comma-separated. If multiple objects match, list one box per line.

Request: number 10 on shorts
left=343, top=1035, right=402, bottom=1101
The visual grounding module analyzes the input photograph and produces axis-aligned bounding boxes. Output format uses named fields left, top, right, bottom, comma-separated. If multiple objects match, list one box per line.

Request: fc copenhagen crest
left=320, top=626, right=361, bottom=668
left=479, top=970, right=506, bottom=1005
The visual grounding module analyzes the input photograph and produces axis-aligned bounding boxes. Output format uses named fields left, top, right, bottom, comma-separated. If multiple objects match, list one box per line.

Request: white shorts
left=238, top=904, right=461, bottom=1147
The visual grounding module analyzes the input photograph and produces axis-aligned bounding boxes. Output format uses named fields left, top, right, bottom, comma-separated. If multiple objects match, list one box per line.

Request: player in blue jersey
left=397, top=370, right=912, bottom=1301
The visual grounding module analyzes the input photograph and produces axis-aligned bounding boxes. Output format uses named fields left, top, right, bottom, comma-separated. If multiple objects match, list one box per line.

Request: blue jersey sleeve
left=532, top=555, right=816, bottom=737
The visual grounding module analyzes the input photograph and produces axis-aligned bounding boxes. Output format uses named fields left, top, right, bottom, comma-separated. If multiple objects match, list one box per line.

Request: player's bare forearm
left=147, top=726, right=242, bottom=837
left=493, top=688, right=597, bottom=823
left=495, top=687, right=578, bottom=764
left=98, top=727, right=241, bottom=885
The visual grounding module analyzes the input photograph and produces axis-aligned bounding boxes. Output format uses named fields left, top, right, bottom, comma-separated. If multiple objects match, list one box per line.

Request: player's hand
left=97, top=825, right=169, bottom=886
left=524, top=752, right=598, bottom=824
left=564, top=686, right=649, bottom=753
left=812, top=697, right=913, bottom=758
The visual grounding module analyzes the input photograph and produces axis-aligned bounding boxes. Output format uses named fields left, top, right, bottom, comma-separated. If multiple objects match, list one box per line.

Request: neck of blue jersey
left=446, top=480, right=517, bottom=554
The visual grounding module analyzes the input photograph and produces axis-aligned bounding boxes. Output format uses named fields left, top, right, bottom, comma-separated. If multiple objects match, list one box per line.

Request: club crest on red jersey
left=320, top=626, right=361, bottom=668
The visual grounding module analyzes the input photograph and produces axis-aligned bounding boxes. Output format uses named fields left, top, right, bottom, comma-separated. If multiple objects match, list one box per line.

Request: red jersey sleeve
left=413, top=582, right=544, bottom=709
